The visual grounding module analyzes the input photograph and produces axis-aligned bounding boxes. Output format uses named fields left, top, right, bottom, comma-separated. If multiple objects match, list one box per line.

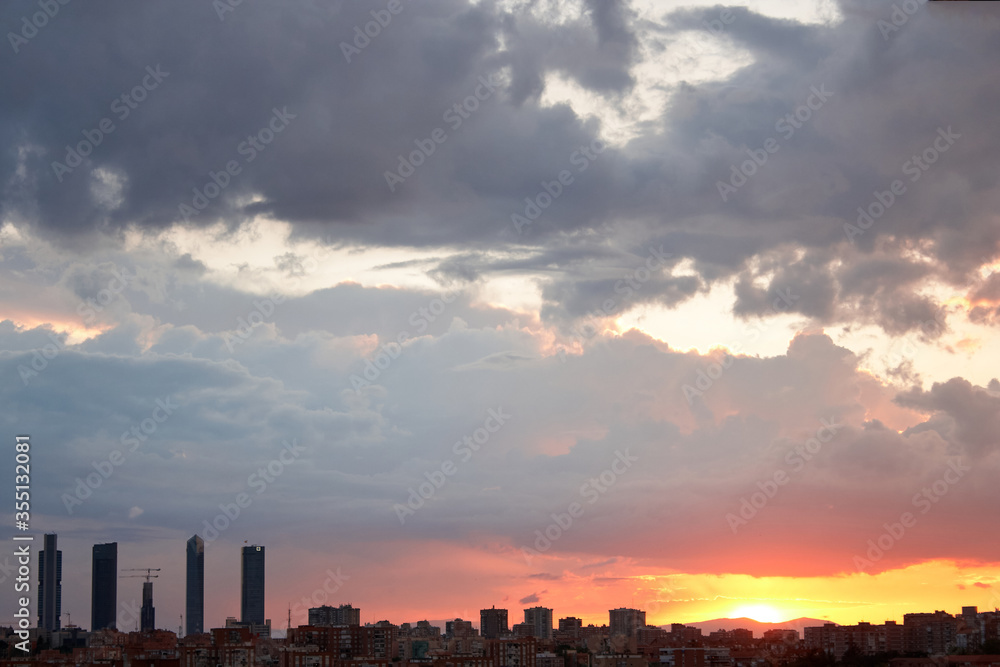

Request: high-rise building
left=481, top=607, right=509, bottom=639
left=523, top=607, right=553, bottom=639
left=558, top=617, right=582, bottom=638
left=186, top=535, right=205, bottom=636
left=38, top=534, right=62, bottom=631
left=447, top=618, right=476, bottom=637
left=140, top=581, right=155, bottom=631
left=609, top=608, right=645, bottom=638
left=241, top=545, right=265, bottom=625
left=309, top=604, right=361, bottom=626
left=91, top=543, right=118, bottom=631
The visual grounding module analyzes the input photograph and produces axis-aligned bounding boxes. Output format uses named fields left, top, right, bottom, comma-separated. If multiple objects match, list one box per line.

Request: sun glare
left=731, top=604, right=786, bottom=623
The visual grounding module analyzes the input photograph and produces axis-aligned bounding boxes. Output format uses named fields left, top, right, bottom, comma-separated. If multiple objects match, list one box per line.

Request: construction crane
left=121, top=568, right=161, bottom=631
left=121, top=567, right=161, bottom=581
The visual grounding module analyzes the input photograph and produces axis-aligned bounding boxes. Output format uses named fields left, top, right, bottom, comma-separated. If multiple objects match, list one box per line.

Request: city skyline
left=18, top=534, right=1000, bottom=636
left=3, top=0, right=1000, bottom=646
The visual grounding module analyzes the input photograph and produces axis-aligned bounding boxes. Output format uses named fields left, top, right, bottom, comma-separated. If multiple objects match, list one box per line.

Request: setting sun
left=731, top=604, right=786, bottom=623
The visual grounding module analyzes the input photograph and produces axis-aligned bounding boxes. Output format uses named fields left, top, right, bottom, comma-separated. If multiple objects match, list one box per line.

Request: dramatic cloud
left=2, top=0, right=999, bottom=631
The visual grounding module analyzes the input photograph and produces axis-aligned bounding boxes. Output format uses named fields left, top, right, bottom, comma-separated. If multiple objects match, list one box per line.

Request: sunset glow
left=3, top=0, right=1000, bottom=645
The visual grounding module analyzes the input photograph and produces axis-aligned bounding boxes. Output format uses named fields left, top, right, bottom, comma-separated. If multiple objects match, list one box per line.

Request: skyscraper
left=186, top=535, right=205, bottom=636
left=241, top=545, right=265, bottom=625
left=609, top=608, right=646, bottom=638
left=523, top=607, right=553, bottom=639
left=38, top=534, right=62, bottom=631
left=480, top=607, right=509, bottom=639
left=91, top=543, right=118, bottom=631
left=140, top=581, right=155, bottom=631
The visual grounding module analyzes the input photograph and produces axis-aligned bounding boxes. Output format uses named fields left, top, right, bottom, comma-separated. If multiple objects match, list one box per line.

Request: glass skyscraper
left=38, top=533, right=62, bottom=631
left=92, top=542, right=118, bottom=631
left=241, top=545, right=265, bottom=625
left=186, top=535, right=205, bottom=635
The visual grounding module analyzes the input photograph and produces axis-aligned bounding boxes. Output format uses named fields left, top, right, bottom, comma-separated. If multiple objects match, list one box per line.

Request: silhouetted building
left=481, top=607, right=510, bottom=639
left=141, top=580, right=155, bottom=631
left=559, top=617, right=583, bottom=638
left=609, top=608, right=645, bottom=638
left=904, top=611, right=958, bottom=655
left=241, top=545, right=265, bottom=625
left=486, top=636, right=537, bottom=667
left=447, top=618, right=477, bottom=637
left=806, top=621, right=905, bottom=658
left=670, top=624, right=704, bottom=644
left=660, top=647, right=732, bottom=667
left=309, top=604, right=361, bottom=626
left=39, top=533, right=62, bottom=631
left=91, top=542, right=118, bottom=631
left=186, top=535, right=205, bottom=635
left=523, top=607, right=553, bottom=639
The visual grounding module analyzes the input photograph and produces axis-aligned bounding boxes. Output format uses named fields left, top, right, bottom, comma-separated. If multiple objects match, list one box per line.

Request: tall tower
left=186, top=535, right=205, bottom=635
left=92, top=543, right=118, bottom=631
left=609, top=608, right=646, bottom=638
left=241, top=545, right=265, bottom=626
left=524, top=607, right=553, bottom=639
left=480, top=606, right=509, bottom=639
left=38, top=534, right=62, bottom=631
left=140, top=581, right=155, bottom=631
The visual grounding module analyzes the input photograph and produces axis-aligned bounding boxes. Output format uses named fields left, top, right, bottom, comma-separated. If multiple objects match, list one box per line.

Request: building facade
left=92, top=542, right=118, bottom=631
left=609, top=609, right=646, bottom=639
left=523, top=608, right=553, bottom=640
left=39, top=533, right=63, bottom=631
left=308, top=604, right=361, bottom=627
left=481, top=608, right=510, bottom=639
left=187, top=535, right=205, bottom=636
left=241, top=545, right=266, bottom=626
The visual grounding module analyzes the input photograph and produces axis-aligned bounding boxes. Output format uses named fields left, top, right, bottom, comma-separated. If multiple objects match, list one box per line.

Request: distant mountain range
left=672, top=617, right=833, bottom=635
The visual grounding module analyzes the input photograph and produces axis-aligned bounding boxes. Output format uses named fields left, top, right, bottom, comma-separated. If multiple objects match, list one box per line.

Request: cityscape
left=3, top=533, right=1000, bottom=667
left=4, top=2, right=1000, bottom=667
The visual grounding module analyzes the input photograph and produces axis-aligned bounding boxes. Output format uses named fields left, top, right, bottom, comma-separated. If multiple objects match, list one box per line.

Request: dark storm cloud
left=4, top=0, right=1000, bottom=336
left=0, top=0, right=632, bottom=247
left=894, top=377, right=1000, bottom=458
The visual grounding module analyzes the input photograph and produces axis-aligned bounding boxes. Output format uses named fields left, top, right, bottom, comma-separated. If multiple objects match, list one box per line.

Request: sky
left=2, top=0, right=1000, bottom=636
